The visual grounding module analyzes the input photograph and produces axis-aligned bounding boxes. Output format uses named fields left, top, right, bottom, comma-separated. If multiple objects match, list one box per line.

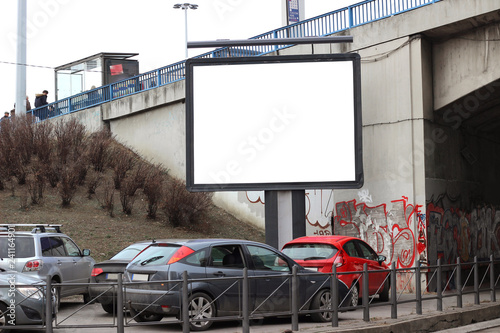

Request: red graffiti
left=334, top=197, right=422, bottom=269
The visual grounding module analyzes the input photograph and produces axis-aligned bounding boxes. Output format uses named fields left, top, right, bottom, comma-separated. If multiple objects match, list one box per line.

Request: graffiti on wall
left=426, top=199, right=500, bottom=264
left=331, top=196, right=425, bottom=269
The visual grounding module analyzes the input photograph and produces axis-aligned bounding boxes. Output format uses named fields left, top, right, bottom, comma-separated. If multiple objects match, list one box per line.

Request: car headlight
left=17, top=287, right=44, bottom=300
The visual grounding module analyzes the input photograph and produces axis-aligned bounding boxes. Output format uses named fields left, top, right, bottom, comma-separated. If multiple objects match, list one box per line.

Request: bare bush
left=162, top=178, right=213, bottom=231
left=119, top=178, right=137, bottom=215
left=97, top=179, right=115, bottom=217
left=58, top=163, right=80, bottom=207
left=54, top=119, right=87, bottom=165
left=87, top=128, right=113, bottom=172
left=143, top=164, right=168, bottom=219
left=86, top=170, right=103, bottom=199
left=27, top=162, right=45, bottom=204
left=110, top=147, right=136, bottom=190
left=33, top=120, right=54, bottom=164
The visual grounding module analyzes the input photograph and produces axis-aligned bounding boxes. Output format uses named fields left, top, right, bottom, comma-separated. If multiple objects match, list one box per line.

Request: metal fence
left=26, top=0, right=441, bottom=122
left=1, top=254, right=499, bottom=332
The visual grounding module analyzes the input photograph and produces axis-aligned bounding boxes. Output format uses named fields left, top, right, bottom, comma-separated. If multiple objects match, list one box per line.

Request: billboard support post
left=265, top=190, right=306, bottom=249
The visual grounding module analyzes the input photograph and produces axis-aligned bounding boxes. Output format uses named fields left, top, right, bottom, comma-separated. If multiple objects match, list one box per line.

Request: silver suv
left=0, top=224, right=95, bottom=305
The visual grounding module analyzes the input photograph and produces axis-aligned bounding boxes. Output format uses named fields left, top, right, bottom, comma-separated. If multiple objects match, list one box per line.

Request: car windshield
left=129, top=244, right=181, bottom=266
left=282, top=243, right=338, bottom=260
left=111, top=244, right=150, bottom=261
left=0, top=236, right=35, bottom=258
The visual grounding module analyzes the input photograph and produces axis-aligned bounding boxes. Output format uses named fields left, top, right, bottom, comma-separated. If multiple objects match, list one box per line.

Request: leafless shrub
left=86, top=170, right=103, bottom=199
left=58, top=163, right=80, bottom=207
left=33, top=120, right=54, bottom=164
left=162, top=177, right=213, bottom=231
left=87, top=128, right=113, bottom=172
left=143, top=164, right=168, bottom=219
left=119, top=178, right=136, bottom=215
left=110, top=147, right=136, bottom=190
left=97, top=179, right=115, bottom=217
left=54, top=119, right=87, bottom=165
left=27, top=162, right=45, bottom=204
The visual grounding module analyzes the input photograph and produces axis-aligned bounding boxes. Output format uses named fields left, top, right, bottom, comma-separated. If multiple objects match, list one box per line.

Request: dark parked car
left=123, top=239, right=351, bottom=331
left=90, top=240, right=154, bottom=313
left=0, top=269, right=56, bottom=326
left=282, top=235, right=390, bottom=307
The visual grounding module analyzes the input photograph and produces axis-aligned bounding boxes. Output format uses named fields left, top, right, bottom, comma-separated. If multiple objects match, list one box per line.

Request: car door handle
left=213, top=271, right=226, bottom=277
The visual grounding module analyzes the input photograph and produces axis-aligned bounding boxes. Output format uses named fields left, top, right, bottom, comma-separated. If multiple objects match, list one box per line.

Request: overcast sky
left=0, top=0, right=359, bottom=113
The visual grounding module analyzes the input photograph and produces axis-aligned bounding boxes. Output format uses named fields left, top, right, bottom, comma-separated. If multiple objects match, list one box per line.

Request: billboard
left=185, top=54, right=363, bottom=191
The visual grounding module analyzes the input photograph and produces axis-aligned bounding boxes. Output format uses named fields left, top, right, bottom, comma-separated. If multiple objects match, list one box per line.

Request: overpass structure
left=31, top=0, right=500, bottom=282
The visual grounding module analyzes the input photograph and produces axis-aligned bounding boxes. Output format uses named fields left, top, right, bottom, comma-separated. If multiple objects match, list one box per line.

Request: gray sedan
left=124, top=239, right=351, bottom=331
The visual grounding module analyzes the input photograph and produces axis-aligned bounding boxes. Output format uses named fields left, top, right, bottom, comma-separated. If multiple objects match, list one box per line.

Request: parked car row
left=0, top=224, right=390, bottom=331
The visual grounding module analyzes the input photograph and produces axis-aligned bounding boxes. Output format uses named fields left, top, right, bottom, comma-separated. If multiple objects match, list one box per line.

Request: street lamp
left=173, top=3, right=198, bottom=58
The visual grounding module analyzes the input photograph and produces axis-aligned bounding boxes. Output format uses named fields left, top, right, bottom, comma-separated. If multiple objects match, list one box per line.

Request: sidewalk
left=51, top=289, right=500, bottom=333
left=284, top=290, right=500, bottom=333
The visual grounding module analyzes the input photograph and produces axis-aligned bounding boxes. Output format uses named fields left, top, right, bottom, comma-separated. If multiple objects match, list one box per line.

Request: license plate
left=106, top=273, right=118, bottom=280
left=307, top=267, right=319, bottom=271
left=131, top=274, right=149, bottom=281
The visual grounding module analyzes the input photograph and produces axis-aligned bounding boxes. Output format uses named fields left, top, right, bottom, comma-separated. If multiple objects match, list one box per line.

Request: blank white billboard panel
left=186, top=54, right=363, bottom=191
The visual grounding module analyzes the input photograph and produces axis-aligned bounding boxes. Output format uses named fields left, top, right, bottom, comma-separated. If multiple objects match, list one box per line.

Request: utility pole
left=15, top=0, right=27, bottom=116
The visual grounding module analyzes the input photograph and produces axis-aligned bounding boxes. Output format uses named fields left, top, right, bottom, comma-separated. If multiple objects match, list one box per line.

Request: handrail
left=27, top=0, right=440, bottom=122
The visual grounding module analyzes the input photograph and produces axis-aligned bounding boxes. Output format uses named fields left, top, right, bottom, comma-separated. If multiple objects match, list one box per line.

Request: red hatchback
left=282, top=235, right=390, bottom=306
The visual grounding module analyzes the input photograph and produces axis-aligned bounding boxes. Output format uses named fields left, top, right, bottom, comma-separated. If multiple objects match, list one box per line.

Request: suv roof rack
left=0, top=224, right=63, bottom=233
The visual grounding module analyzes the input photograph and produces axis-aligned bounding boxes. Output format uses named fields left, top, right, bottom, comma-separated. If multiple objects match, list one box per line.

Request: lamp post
left=173, top=3, right=198, bottom=58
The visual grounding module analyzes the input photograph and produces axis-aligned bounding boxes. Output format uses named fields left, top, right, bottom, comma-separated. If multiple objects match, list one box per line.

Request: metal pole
left=182, top=271, right=190, bottom=333
left=45, top=278, right=53, bottom=333
left=184, top=8, right=188, bottom=58
left=331, top=266, right=339, bottom=327
left=457, top=258, right=462, bottom=308
left=362, top=263, right=369, bottom=322
left=437, top=258, right=442, bottom=311
left=490, top=255, right=496, bottom=302
left=390, top=262, right=397, bottom=319
left=16, top=0, right=27, bottom=116
left=474, top=256, right=480, bottom=305
left=117, top=274, right=124, bottom=333
left=415, top=261, right=422, bottom=315
left=242, top=268, right=249, bottom=333
left=291, top=265, right=299, bottom=331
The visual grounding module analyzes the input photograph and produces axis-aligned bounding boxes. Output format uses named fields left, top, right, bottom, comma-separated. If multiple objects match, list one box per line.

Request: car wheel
left=349, top=284, right=359, bottom=307
left=129, top=307, right=163, bottom=322
left=51, top=279, right=61, bottom=312
left=101, top=302, right=116, bottom=314
left=379, top=278, right=390, bottom=302
left=188, top=292, right=215, bottom=331
left=310, top=289, right=332, bottom=322
left=0, top=302, right=13, bottom=326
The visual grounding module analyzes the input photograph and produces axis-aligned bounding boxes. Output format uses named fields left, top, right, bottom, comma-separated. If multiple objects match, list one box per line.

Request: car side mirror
left=82, top=249, right=91, bottom=256
left=377, top=255, right=386, bottom=264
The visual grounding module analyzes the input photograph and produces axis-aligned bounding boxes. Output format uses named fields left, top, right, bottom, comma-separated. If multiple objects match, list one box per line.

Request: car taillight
left=23, top=259, right=43, bottom=272
left=91, top=267, right=104, bottom=277
left=167, top=246, right=195, bottom=264
left=333, top=252, right=344, bottom=267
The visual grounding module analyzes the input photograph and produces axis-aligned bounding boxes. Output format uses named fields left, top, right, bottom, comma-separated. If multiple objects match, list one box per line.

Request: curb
left=298, top=302, right=500, bottom=333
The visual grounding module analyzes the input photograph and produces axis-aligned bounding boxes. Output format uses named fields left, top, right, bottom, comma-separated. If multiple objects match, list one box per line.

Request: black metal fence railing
left=1, top=255, right=498, bottom=332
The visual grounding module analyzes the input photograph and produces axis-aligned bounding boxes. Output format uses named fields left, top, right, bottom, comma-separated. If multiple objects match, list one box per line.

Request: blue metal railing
left=27, top=0, right=440, bottom=121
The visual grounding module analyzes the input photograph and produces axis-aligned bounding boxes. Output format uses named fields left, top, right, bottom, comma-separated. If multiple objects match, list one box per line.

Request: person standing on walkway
left=34, top=90, right=49, bottom=120
left=34, top=90, right=49, bottom=108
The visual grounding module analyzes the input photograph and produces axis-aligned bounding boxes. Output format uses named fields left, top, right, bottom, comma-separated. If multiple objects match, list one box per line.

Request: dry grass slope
left=0, top=117, right=265, bottom=262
